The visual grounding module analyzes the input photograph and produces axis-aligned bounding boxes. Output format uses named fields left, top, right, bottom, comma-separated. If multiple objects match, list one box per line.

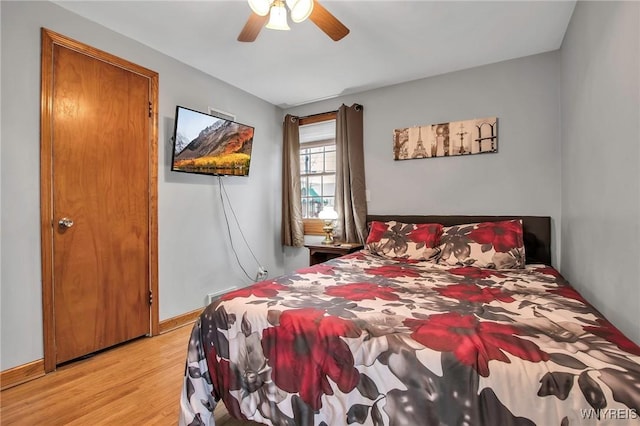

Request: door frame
left=40, top=28, right=159, bottom=372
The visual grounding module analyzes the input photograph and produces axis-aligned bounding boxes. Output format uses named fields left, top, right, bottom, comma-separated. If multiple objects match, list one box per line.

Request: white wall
left=560, top=1, right=640, bottom=344
left=0, top=1, right=284, bottom=370
left=284, top=52, right=562, bottom=272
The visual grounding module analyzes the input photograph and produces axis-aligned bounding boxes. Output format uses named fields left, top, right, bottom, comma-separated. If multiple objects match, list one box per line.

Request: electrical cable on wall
left=217, top=176, right=267, bottom=282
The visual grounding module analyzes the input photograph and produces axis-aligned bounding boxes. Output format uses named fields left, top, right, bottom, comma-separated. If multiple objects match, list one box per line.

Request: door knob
left=58, top=218, right=74, bottom=229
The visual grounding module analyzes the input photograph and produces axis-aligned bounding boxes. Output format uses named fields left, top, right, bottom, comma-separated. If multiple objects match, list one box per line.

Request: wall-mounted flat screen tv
left=171, top=105, right=255, bottom=177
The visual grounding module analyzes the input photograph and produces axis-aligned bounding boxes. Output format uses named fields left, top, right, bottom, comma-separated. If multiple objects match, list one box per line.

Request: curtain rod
left=291, top=104, right=363, bottom=123
left=298, top=110, right=338, bottom=120
left=298, top=103, right=363, bottom=119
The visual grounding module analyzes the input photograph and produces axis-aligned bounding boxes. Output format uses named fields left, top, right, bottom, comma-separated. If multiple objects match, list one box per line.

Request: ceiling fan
left=238, top=0, right=350, bottom=42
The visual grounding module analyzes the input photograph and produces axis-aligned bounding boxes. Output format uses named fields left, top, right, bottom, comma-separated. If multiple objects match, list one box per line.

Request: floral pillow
left=437, top=219, right=526, bottom=269
left=366, top=221, right=443, bottom=261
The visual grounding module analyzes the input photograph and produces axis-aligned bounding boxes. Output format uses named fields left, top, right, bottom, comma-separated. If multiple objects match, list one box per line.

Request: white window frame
left=298, top=116, right=337, bottom=234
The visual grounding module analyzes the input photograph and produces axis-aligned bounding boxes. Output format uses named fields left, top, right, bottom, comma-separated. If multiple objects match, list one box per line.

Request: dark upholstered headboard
left=366, top=215, right=551, bottom=265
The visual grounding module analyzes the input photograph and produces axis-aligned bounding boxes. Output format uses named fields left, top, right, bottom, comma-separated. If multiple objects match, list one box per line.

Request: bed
left=180, top=215, right=640, bottom=425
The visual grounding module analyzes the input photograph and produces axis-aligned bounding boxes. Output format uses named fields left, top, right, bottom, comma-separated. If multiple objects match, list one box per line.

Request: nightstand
left=304, top=242, right=364, bottom=266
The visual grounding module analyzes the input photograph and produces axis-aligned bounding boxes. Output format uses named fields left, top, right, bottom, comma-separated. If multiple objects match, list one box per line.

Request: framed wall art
left=393, top=117, right=498, bottom=160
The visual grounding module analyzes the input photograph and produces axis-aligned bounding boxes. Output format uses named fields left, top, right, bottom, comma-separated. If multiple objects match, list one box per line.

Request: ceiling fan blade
left=238, top=12, right=269, bottom=42
left=309, top=1, right=350, bottom=41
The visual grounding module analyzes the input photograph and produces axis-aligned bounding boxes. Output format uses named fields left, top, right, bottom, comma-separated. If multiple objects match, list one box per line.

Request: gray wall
left=284, top=52, right=562, bottom=272
left=0, top=1, right=284, bottom=370
left=560, top=1, right=640, bottom=343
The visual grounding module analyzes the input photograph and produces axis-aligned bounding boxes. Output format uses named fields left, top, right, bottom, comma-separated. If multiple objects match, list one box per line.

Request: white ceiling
left=53, top=0, right=576, bottom=109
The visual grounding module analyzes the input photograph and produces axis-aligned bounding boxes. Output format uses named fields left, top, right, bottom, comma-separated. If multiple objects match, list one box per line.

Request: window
left=300, top=141, right=336, bottom=218
left=299, top=114, right=336, bottom=234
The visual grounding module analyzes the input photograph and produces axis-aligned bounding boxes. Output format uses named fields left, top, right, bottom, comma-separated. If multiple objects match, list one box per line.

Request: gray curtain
left=281, top=114, right=304, bottom=247
left=335, top=103, right=367, bottom=243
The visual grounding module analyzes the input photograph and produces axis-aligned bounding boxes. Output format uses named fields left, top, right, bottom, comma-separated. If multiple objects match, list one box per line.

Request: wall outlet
left=255, top=267, right=268, bottom=282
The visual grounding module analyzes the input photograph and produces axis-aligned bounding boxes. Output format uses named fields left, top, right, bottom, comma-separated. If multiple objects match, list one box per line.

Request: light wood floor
left=0, top=324, right=258, bottom=425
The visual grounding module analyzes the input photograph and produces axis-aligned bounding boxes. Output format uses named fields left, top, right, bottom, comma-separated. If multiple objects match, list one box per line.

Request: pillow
left=437, top=219, right=526, bottom=269
left=366, top=221, right=443, bottom=260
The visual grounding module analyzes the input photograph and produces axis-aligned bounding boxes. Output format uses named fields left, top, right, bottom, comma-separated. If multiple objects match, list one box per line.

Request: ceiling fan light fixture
left=265, top=3, right=290, bottom=31
left=239, top=0, right=348, bottom=42
left=286, top=0, right=314, bottom=23
left=248, top=0, right=272, bottom=17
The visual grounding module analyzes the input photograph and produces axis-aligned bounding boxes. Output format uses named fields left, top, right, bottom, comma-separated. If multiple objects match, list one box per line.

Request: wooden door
left=40, top=29, right=159, bottom=369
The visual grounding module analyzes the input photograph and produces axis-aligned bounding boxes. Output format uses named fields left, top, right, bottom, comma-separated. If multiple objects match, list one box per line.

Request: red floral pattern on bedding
left=295, top=263, right=336, bottom=275
left=366, top=221, right=443, bottom=260
left=262, top=308, right=361, bottom=410
left=468, top=220, right=523, bottom=253
left=220, top=280, right=286, bottom=301
left=405, top=312, right=549, bottom=377
left=325, top=282, right=400, bottom=301
left=548, top=285, right=588, bottom=303
left=435, top=282, right=515, bottom=303
left=584, top=318, right=640, bottom=356
left=448, top=266, right=507, bottom=279
left=439, top=219, right=526, bottom=269
left=181, top=252, right=640, bottom=426
left=364, top=264, right=422, bottom=278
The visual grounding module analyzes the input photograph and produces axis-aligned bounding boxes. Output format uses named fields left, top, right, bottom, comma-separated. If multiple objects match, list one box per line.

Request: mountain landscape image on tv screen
left=172, top=106, right=254, bottom=176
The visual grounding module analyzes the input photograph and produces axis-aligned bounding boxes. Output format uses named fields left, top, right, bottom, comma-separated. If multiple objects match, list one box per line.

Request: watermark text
left=580, top=408, right=637, bottom=420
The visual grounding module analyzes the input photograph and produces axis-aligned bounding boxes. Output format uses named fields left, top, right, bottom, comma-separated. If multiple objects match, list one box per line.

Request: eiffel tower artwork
left=393, top=128, right=410, bottom=160
left=412, top=126, right=428, bottom=158
left=456, top=122, right=469, bottom=154
left=393, top=117, right=497, bottom=161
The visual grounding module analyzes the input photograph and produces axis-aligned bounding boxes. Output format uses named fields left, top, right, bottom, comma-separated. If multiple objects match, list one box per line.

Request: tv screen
left=171, top=106, right=255, bottom=176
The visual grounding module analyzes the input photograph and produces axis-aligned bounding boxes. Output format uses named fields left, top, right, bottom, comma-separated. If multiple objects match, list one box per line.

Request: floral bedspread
left=180, top=251, right=640, bottom=425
